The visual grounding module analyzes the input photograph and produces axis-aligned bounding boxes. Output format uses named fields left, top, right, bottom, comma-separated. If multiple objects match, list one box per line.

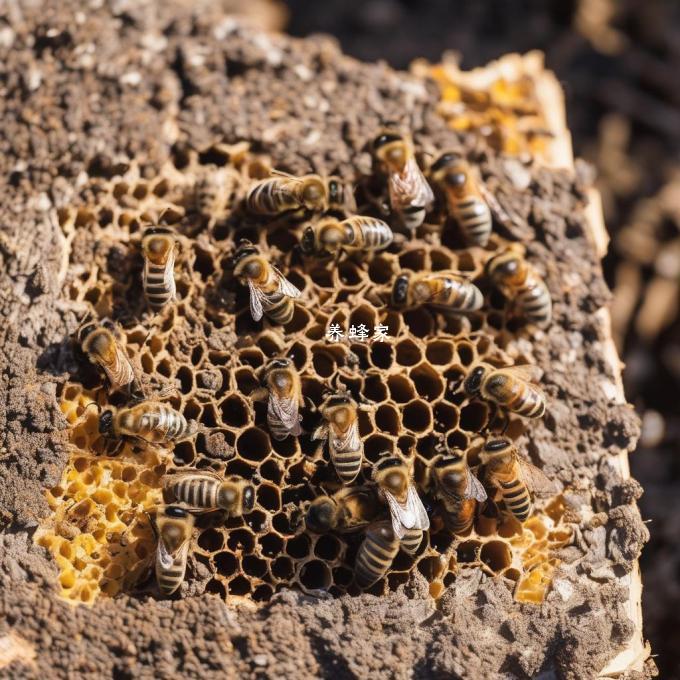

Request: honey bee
left=300, top=216, right=393, bottom=256
left=98, top=401, right=196, bottom=450
left=246, top=172, right=328, bottom=216
left=233, top=240, right=302, bottom=325
left=305, top=485, right=381, bottom=534
left=373, top=128, right=434, bottom=231
left=77, top=319, right=140, bottom=397
left=151, top=505, right=195, bottom=596
left=326, top=176, right=356, bottom=215
left=485, top=244, right=552, bottom=328
left=372, top=455, right=430, bottom=539
left=312, top=391, right=366, bottom=484
left=479, top=436, right=555, bottom=522
left=391, top=271, right=484, bottom=312
left=430, top=153, right=492, bottom=246
left=141, top=225, right=177, bottom=311
left=462, top=362, right=546, bottom=419
left=259, top=357, right=303, bottom=440
left=165, top=470, right=255, bottom=516
left=429, top=449, right=487, bottom=533
left=355, top=520, right=400, bottom=588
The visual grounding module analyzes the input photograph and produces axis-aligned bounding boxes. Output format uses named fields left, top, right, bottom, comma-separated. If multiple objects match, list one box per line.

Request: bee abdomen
left=499, top=480, right=532, bottom=522
left=508, top=387, right=545, bottom=418
left=355, top=524, right=399, bottom=588
left=144, top=263, right=175, bottom=310
left=268, top=416, right=292, bottom=440
left=356, top=217, right=393, bottom=251
left=453, top=197, right=492, bottom=246
left=156, top=558, right=186, bottom=595
left=444, top=498, right=476, bottom=533
left=443, top=278, right=484, bottom=311
left=517, top=280, right=552, bottom=328
left=172, top=476, right=219, bottom=508
left=247, top=179, right=296, bottom=215
left=262, top=294, right=295, bottom=325
left=331, top=449, right=363, bottom=484
left=400, top=527, right=423, bottom=556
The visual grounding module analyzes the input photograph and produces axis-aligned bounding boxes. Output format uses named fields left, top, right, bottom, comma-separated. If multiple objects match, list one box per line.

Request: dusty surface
left=0, top=1, right=650, bottom=678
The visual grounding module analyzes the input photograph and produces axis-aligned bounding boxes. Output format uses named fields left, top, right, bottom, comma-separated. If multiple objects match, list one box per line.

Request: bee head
left=391, top=274, right=410, bottom=306
left=463, top=365, right=488, bottom=396
left=486, top=252, right=520, bottom=281
left=373, top=132, right=406, bottom=168
left=432, top=452, right=465, bottom=489
left=305, top=496, right=337, bottom=533
left=301, top=177, right=327, bottom=210
left=430, top=152, right=461, bottom=173
left=164, top=505, right=189, bottom=519
left=374, top=455, right=407, bottom=493
left=268, top=357, right=291, bottom=371
left=234, top=239, right=259, bottom=263
left=300, top=226, right=316, bottom=254
left=98, top=409, right=115, bottom=436
left=77, top=322, right=97, bottom=344
left=479, top=436, right=513, bottom=465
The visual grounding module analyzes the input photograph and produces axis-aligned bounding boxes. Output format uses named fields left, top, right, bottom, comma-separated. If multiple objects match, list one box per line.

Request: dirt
left=0, top=1, right=650, bottom=678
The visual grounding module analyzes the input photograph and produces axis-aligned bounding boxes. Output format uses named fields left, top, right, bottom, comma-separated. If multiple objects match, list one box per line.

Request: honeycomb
left=37, top=139, right=572, bottom=606
left=413, top=54, right=553, bottom=158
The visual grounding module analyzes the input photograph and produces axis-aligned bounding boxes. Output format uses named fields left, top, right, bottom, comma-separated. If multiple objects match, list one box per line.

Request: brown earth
left=0, top=1, right=650, bottom=678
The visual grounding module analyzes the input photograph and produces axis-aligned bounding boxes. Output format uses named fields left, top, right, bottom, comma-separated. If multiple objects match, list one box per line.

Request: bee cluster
left=37, top=129, right=572, bottom=606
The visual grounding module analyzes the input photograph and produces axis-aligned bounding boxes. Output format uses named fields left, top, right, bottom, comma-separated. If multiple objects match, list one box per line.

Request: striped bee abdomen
left=246, top=179, right=298, bottom=215
left=138, top=404, right=189, bottom=442
left=171, top=475, right=219, bottom=509
left=156, top=546, right=189, bottom=595
left=453, top=197, right=492, bottom=246
left=355, top=522, right=399, bottom=588
left=330, top=447, right=363, bottom=484
left=441, top=277, right=484, bottom=311
left=517, top=280, right=552, bottom=328
left=143, top=258, right=176, bottom=311
left=399, top=527, right=423, bottom=556
left=262, top=292, right=295, bottom=325
left=353, top=217, right=393, bottom=251
left=498, top=479, right=532, bottom=522
left=507, top=386, right=545, bottom=418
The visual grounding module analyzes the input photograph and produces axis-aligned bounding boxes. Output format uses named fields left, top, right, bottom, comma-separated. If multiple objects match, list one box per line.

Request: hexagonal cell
left=480, top=541, right=512, bottom=573
left=402, top=400, right=432, bottom=433
left=410, top=363, right=444, bottom=400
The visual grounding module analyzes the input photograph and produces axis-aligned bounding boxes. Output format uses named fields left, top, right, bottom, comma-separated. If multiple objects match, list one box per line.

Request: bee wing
left=247, top=280, right=265, bottom=321
left=105, top=345, right=135, bottom=390
left=331, top=421, right=361, bottom=453
left=391, top=157, right=434, bottom=207
left=465, top=470, right=488, bottom=503
left=383, top=486, right=430, bottom=539
left=405, top=484, right=430, bottom=531
left=268, top=395, right=302, bottom=434
left=504, top=364, right=543, bottom=384
left=157, top=539, right=176, bottom=569
left=311, top=423, right=328, bottom=441
left=518, top=458, right=557, bottom=496
left=164, top=249, right=177, bottom=298
left=272, top=266, right=301, bottom=299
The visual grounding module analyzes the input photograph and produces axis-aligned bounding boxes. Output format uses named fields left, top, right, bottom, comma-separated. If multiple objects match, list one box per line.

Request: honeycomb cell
left=215, top=551, right=239, bottom=577
left=198, top=529, right=224, bottom=552
left=286, top=534, right=311, bottom=559
left=396, top=339, right=422, bottom=366
left=237, top=427, right=270, bottom=462
left=259, top=533, right=284, bottom=558
left=272, top=556, right=295, bottom=580
left=387, top=375, right=416, bottom=403
left=480, top=541, right=512, bottom=573
left=403, top=308, right=435, bottom=338
left=402, top=400, right=432, bottom=433
left=410, top=363, right=444, bottom=400
left=457, top=540, right=481, bottom=564
left=220, top=395, right=250, bottom=428
left=314, top=534, right=342, bottom=561
left=375, top=404, right=400, bottom=436
left=300, top=560, right=332, bottom=591
left=426, top=339, right=455, bottom=365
